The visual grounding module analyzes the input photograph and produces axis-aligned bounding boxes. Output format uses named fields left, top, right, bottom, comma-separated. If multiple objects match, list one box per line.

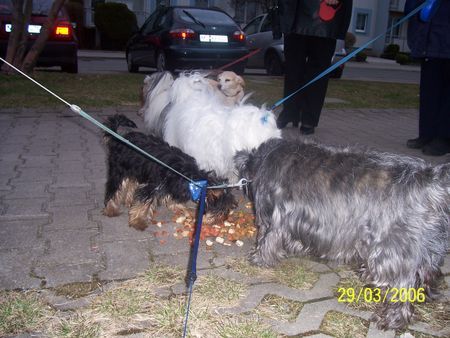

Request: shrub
left=395, top=53, right=411, bottom=65
left=94, top=2, right=137, bottom=50
left=354, top=51, right=367, bottom=62
left=381, top=44, right=400, bottom=59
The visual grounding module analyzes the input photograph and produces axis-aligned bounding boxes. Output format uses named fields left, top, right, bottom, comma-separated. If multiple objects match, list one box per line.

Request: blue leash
left=270, top=0, right=428, bottom=111
left=183, top=180, right=208, bottom=338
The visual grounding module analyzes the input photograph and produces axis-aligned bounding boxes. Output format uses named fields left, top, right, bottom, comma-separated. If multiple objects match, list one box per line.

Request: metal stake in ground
left=183, top=180, right=208, bottom=338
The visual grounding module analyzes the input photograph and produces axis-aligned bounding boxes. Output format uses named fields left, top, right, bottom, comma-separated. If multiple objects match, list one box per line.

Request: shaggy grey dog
left=235, top=138, right=449, bottom=330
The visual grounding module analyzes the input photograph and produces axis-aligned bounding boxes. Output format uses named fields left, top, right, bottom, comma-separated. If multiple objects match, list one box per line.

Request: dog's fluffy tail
left=141, top=71, right=174, bottom=134
left=103, top=114, right=137, bottom=141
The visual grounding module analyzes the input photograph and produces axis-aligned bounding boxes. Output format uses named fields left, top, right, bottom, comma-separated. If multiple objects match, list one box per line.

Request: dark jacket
left=405, top=0, right=450, bottom=59
left=272, top=0, right=352, bottom=40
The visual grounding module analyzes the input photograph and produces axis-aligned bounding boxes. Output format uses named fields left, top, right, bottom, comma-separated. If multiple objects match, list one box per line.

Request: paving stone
left=48, top=187, right=93, bottom=207
left=0, top=181, right=49, bottom=199
left=0, top=248, right=45, bottom=290
left=0, top=219, right=47, bottom=249
left=98, top=240, right=151, bottom=281
left=51, top=172, right=91, bottom=188
left=35, top=260, right=103, bottom=288
left=45, top=205, right=96, bottom=230
left=1, top=198, right=49, bottom=219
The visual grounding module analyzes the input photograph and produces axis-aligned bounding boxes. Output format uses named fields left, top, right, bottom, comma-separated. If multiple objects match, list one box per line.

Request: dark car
left=243, top=13, right=346, bottom=78
left=0, top=0, right=78, bottom=73
left=126, top=6, right=248, bottom=74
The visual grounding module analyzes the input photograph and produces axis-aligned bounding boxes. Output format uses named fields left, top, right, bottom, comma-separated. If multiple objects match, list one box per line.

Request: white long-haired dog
left=140, top=71, right=174, bottom=137
left=143, top=72, right=281, bottom=181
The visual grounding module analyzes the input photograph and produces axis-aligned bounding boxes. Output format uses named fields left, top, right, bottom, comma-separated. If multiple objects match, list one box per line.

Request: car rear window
left=0, top=0, right=60, bottom=15
left=176, top=8, right=237, bottom=26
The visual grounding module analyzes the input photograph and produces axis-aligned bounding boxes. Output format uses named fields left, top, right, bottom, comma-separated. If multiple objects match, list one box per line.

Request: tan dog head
left=217, top=71, right=245, bottom=98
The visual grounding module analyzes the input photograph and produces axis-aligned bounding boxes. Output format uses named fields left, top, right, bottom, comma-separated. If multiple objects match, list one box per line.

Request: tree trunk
left=1, top=0, right=29, bottom=73
left=22, top=0, right=66, bottom=74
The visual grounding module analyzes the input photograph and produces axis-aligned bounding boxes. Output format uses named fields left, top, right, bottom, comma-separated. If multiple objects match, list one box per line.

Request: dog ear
left=237, top=75, right=245, bottom=87
left=234, top=150, right=251, bottom=176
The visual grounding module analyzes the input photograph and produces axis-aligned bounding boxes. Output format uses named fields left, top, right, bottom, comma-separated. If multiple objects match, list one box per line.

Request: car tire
left=62, top=61, right=78, bottom=74
left=265, top=51, right=283, bottom=76
left=127, top=53, right=139, bottom=73
left=156, top=51, right=171, bottom=72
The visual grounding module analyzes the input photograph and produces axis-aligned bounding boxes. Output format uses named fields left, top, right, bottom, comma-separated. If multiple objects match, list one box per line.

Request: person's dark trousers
left=282, top=34, right=336, bottom=127
left=419, top=58, right=450, bottom=139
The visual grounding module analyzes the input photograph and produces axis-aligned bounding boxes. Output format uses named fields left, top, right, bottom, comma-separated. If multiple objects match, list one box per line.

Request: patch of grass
left=144, top=263, right=184, bottom=287
left=254, top=294, right=303, bottom=322
left=0, top=72, right=419, bottom=110
left=228, top=257, right=319, bottom=290
left=195, top=274, right=247, bottom=306
left=245, top=76, right=419, bottom=109
left=0, top=72, right=143, bottom=108
left=333, top=270, right=377, bottom=312
left=414, top=299, right=450, bottom=331
left=227, top=258, right=273, bottom=278
left=273, top=258, right=319, bottom=290
left=92, top=280, right=156, bottom=318
left=150, top=296, right=186, bottom=337
left=320, top=310, right=369, bottom=338
left=50, top=312, right=101, bottom=338
left=216, top=315, right=278, bottom=338
left=0, top=291, right=51, bottom=336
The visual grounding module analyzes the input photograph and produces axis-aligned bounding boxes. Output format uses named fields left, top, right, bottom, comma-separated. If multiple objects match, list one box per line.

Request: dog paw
left=248, top=251, right=276, bottom=267
left=102, top=205, right=121, bottom=217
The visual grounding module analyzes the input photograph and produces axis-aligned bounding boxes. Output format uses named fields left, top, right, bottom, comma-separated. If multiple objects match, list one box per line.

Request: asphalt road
left=78, top=57, right=420, bottom=84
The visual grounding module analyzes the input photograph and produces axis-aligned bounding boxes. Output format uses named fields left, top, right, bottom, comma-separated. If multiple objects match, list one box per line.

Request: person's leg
left=299, top=36, right=336, bottom=133
left=278, top=34, right=307, bottom=128
left=421, top=58, right=450, bottom=155
left=407, top=58, right=440, bottom=149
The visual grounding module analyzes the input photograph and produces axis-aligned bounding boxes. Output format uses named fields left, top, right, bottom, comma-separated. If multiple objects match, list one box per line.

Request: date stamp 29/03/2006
left=337, top=287, right=426, bottom=304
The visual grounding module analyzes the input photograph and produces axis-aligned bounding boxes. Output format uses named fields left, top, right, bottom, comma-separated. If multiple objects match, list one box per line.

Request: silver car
left=243, top=13, right=346, bottom=78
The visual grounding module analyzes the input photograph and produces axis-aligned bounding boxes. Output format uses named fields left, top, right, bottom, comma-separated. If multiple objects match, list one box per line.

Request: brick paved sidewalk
left=0, top=107, right=448, bottom=337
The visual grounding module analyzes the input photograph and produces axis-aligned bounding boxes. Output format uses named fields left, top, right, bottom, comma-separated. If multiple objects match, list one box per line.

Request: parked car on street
left=126, top=6, right=248, bottom=74
left=0, top=0, right=78, bottom=73
left=243, top=13, right=346, bottom=78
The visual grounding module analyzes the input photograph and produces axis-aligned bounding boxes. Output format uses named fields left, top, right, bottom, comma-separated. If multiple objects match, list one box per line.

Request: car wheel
left=156, top=51, right=171, bottom=72
left=265, top=52, right=283, bottom=76
left=62, top=61, right=78, bottom=74
left=127, top=53, right=138, bottom=73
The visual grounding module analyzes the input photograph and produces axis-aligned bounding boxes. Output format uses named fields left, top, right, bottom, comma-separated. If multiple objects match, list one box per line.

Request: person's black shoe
left=406, top=137, right=432, bottom=149
left=276, top=111, right=299, bottom=129
left=300, top=125, right=315, bottom=135
left=422, top=138, right=450, bottom=156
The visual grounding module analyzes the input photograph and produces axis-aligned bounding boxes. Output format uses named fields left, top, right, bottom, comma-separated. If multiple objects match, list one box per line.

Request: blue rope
left=182, top=180, right=208, bottom=338
left=270, top=1, right=427, bottom=111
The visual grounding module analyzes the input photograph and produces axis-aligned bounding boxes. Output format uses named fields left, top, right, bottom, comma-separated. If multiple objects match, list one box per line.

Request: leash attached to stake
left=183, top=180, right=208, bottom=338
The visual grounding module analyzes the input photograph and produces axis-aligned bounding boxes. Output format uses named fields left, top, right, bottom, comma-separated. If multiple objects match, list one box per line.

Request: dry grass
left=228, top=257, right=319, bottom=290
left=254, top=294, right=303, bottom=322
left=0, top=290, right=53, bottom=336
left=320, top=310, right=369, bottom=338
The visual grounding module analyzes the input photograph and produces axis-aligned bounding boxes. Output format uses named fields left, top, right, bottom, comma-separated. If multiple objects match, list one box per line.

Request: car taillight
left=53, top=22, right=72, bottom=39
left=232, top=30, right=245, bottom=42
left=169, top=28, right=195, bottom=40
